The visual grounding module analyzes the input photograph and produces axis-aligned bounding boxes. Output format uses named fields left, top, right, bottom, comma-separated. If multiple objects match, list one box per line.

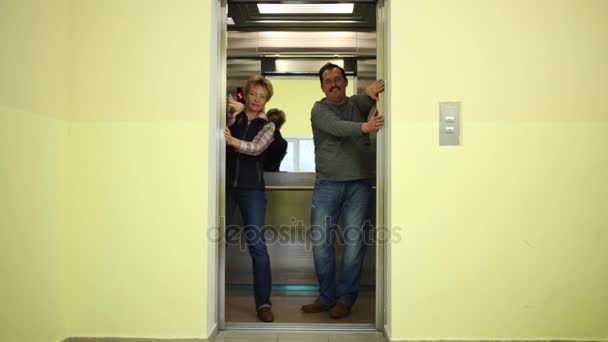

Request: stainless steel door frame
left=375, top=0, right=388, bottom=332
left=217, top=0, right=228, bottom=332
left=216, top=0, right=390, bottom=332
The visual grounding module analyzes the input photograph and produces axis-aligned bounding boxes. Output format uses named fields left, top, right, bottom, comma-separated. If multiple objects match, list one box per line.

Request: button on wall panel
left=439, top=102, right=461, bottom=146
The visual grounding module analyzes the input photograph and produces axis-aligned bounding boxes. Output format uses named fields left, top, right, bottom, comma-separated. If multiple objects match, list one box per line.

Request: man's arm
left=365, top=80, right=385, bottom=100
left=311, top=103, right=364, bottom=137
left=361, top=108, right=384, bottom=134
left=350, top=80, right=385, bottom=119
left=311, top=103, right=384, bottom=136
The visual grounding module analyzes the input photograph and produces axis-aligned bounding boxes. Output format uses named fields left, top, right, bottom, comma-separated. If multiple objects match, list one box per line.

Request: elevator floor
left=225, top=291, right=375, bottom=323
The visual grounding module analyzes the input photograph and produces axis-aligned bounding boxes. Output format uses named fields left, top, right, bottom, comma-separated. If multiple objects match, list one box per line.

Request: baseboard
left=207, top=324, right=219, bottom=342
left=65, top=338, right=208, bottom=342
left=63, top=326, right=219, bottom=342
left=63, top=337, right=607, bottom=342
left=388, top=340, right=607, bottom=342
left=382, top=326, right=390, bottom=342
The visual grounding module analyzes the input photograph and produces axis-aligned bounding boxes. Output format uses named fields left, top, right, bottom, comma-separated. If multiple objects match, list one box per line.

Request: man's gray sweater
left=310, top=94, right=376, bottom=181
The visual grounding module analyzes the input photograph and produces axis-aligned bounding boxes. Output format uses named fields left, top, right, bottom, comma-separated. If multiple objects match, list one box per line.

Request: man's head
left=266, top=108, right=286, bottom=130
left=318, top=63, right=348, bottom=105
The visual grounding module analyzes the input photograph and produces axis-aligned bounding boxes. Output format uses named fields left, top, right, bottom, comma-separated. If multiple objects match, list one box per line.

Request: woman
left=224, top=76, right=275, bottom=322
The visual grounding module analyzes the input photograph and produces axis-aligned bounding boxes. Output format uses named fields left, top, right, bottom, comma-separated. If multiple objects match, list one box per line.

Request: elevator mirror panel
left=265, top=76, right=354, bottom=138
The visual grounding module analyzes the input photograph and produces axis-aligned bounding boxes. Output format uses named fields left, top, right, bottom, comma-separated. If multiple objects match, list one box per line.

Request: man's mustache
left=330, top=86, right=340, bottom=92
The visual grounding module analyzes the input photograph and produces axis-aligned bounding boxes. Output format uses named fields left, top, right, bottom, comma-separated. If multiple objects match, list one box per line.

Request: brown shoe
left=257, top=307, right=274, bottom=322
left=329, top=302, right=351, bottom=319
left=301, top=298, right=331, bottom=313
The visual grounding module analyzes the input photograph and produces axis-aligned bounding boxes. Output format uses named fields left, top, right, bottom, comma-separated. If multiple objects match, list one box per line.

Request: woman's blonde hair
left=244, top=76, right=273, bottom=102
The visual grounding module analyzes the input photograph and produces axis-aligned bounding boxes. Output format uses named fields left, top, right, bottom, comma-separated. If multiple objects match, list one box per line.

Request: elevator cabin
left=221, top=0, right=386, bottom=330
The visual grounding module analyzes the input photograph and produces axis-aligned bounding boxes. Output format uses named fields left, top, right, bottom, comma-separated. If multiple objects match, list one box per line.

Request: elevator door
left=218, top=0, right=387, bottom=331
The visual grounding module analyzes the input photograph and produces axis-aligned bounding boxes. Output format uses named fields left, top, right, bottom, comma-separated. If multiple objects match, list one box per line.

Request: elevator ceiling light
left=257, top=3, right=354, bottom=14
left=274, top=58, right=344, bottom=72
left=256, top=20, right=357, bottom=24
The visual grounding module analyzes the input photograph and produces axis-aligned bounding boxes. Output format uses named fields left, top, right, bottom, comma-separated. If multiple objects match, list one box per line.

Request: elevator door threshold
left=224, top=322, right=377, bottom=332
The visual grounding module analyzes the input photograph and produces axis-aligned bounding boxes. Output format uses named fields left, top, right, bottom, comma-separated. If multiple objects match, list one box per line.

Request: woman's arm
left=225, top=122, right=275, bottom=156
left=226, top=94, right=244, bottom=127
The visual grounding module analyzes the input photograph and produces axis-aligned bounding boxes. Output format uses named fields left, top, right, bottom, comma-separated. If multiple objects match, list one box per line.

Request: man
left=301, top=62, right=385, bottom=319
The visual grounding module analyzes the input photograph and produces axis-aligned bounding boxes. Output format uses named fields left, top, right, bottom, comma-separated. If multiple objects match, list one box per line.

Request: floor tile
left=277, top=332, right=330, bottom=342
left=328, top=332, right=383, bottom=342
left=215, top=331, right=278, bottom=342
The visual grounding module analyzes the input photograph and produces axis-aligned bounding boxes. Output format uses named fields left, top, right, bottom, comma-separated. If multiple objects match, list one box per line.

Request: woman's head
left=244, top=76, right=273, bottom=114
left=266, top=108, right=286, bottom=130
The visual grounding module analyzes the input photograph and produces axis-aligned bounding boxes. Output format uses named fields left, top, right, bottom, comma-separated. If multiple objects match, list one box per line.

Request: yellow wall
left=388, top=0, right=608, bottom=340
left=0, top=0, right=69, bottom=120
left=66, top=0, right=212, bottom=338
left=0, top=1, right=69, bottom=341
left=2, top=0, right=608, bottom=341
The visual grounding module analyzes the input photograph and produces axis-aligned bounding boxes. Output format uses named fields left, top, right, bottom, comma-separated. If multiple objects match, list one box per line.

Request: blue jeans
left=310, top=179, right=373, bottom=307
left=225, top=189, right=272, bottom=310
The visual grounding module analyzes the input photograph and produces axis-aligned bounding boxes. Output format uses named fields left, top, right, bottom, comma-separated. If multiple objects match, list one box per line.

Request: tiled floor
left=225, top=292, right=375, bottom=324
left=214, top=331, right=384, bottom=342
